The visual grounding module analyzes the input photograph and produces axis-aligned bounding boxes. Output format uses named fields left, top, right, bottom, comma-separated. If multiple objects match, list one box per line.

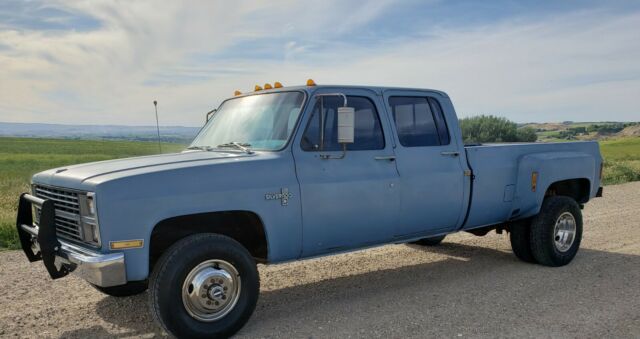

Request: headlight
left=86, top=192, right=96, bottom=215
left=79, top=192, right=101, bottom=246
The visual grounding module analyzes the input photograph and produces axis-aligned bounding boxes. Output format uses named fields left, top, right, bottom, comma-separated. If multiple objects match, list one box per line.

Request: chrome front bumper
left=16, top=193, right=127, bottom=287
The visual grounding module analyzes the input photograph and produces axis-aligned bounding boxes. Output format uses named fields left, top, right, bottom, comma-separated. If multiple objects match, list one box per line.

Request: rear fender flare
left=514, top=152, right=595, bottom=218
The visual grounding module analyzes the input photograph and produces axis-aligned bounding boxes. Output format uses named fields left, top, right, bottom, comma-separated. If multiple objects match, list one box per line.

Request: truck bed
left=462, top=141, right=602, bottom=230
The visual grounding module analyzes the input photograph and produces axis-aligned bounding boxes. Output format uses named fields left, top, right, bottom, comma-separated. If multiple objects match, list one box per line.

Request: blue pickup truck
left=17, top=81, right=603, bottom=338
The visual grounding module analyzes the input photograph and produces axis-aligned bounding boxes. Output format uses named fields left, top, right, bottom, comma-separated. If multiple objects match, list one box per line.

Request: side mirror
left=206, top=109, right=217, bottom=123
left=316, top=92, right=352, bottom=160
left=337, top=106, right=355, bottom=144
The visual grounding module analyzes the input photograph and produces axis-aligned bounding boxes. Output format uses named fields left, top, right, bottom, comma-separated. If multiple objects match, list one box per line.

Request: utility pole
left=153, top=100, right=161, bottom=153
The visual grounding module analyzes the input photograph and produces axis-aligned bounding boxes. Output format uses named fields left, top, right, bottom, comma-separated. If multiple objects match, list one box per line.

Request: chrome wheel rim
left=553, top=212, right=576, bottom=252
left=181, top=259, right=241, bottom=322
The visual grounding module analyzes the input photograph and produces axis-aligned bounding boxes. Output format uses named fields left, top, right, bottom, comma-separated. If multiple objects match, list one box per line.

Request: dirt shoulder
left=1, top=182, right=639, bottom=338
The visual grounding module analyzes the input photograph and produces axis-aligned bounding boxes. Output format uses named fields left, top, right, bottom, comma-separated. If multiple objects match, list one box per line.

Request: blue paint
left=31, top=85, right=602, bottom=281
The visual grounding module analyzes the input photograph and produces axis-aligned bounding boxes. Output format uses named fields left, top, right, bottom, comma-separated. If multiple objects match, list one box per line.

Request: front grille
left=33, top=185, right=84, bottom=243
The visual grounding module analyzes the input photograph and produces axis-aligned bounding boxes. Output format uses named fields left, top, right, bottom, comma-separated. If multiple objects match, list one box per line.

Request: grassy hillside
left=0, top=137, right=185, bottom=249
left=521, top=121, right=640, bottom=184
left=523, top=121, right=640, bottom=142
left=0, top=136, right=638, bottom=250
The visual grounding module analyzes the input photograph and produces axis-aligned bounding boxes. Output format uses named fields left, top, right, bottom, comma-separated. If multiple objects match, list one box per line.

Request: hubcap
left=553, top=212, right=576, bottom=252
left=181, top=259, right=241, bottom=322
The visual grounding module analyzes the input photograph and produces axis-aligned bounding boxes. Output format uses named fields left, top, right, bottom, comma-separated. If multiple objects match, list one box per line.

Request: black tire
left=530, top=196, right=583, bottom=267
left=91, top=280, right=148, bottom=297
left=149, top=233, right=259, bottom=339
left=412, top=235, right=446, bottom=246
left=509, top=219, right=537, bottom=263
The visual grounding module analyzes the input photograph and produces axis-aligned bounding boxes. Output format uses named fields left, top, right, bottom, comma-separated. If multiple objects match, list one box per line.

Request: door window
left=389, top=96, right=450, bottom=147
left=301, top=96, right=385, bottom=151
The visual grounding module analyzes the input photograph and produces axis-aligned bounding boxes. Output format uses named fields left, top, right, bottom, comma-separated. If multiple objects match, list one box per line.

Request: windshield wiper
left=216, top=142, right=254, bottom=154
left=185, top=145, right=213, bottom=151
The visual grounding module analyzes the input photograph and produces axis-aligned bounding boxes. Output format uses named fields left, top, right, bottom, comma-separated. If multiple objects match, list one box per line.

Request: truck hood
left=32, top=150, right=250, bottom=190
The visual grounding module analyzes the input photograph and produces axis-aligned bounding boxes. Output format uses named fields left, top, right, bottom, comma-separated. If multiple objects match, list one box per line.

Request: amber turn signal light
left=110, top=239, right=144, bottom=250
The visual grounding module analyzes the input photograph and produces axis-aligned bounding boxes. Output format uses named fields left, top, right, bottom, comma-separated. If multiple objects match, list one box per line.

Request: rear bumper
left=16, top=193, right=127, bottom=287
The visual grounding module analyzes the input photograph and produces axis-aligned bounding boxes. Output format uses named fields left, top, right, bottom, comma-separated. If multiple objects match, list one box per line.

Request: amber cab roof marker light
left=264, top=83, right=273, bottom=90
left=274, top=81, right=283, bottom=88
left=254, top=85, right=263, bottom=91
left=234, top=90, right=242, bottom=96
left=306, top=79, right=316, bottom=86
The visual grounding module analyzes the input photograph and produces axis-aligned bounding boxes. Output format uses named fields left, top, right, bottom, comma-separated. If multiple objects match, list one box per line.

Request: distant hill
left=519, top=121, right=640, bottom=141
left=0, top=122, right=200, bottom=143
left=3, top=121, right=638, bottom=144
left=618, top=125, right=640, bottom=137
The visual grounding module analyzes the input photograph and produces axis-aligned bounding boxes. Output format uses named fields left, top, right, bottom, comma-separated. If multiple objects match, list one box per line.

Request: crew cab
left=17, top=81, right=603, bottom=338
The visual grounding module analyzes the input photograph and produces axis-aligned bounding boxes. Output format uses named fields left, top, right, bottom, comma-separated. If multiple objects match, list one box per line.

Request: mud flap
left=596, top=187, right=603, bottom=197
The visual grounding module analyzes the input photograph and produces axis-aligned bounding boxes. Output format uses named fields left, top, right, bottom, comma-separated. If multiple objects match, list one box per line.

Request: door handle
left=440, top=151, right=460, bottom=157
left=374, top=155, right=396, bottom=161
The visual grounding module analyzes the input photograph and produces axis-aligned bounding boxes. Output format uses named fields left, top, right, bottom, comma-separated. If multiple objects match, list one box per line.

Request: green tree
left=459, top=115, right=538, bottom=143
left=516, top=127, right=538, bottom=142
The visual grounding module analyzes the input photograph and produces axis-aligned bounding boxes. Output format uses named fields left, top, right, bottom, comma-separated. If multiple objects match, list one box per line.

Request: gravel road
left=1, top=182, right=639, bottom=338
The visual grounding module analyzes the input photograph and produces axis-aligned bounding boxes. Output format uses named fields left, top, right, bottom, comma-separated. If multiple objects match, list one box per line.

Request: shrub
left=459, top=115, right=538, bottom=143
left=516, top=127, right=538, bottom=142
left=602, top=160, right=640, bottom=185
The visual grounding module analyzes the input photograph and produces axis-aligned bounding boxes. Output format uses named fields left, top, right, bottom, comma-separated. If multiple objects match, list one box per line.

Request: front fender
left=93, top=153, right=302, bottom=281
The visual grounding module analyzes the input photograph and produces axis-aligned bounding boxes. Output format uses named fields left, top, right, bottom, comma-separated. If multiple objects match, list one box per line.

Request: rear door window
left=389, top=96, right=450, bottom=147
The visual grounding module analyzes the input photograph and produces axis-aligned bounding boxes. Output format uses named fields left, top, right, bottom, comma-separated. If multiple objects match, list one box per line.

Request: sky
left=0, top=0, right=639, bottom=127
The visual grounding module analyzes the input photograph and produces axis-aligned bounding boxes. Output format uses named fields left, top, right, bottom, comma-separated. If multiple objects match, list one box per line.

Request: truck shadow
left=68, top=242, right=640, bottom=338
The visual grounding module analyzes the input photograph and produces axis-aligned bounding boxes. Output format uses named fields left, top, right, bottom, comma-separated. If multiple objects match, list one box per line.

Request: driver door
left=292, top=88, right=400, bottom=257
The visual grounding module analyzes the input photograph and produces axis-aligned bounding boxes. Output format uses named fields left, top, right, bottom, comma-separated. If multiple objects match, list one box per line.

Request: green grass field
left=0, top=136, right=639, bottom=250
left=600, top=137, right=640, bottom=185
left=0, top=137, right=184, bottom=249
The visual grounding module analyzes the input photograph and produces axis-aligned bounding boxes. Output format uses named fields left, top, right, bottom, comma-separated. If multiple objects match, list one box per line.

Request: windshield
left=190, top=91, right=305, bottom=151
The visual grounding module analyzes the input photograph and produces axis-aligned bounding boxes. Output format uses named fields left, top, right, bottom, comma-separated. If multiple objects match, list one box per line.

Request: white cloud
left=0, top=2, right=638, bottom=126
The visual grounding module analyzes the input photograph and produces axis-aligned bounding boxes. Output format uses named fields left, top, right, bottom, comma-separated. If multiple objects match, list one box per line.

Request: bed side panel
left=463, top=141, right=600, bottom=230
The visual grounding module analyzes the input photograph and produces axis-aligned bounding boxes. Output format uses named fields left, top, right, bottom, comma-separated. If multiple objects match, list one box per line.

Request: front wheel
left=530, top=196, right=583, bottom=267
left=149, top=234, right=259, bottom=339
